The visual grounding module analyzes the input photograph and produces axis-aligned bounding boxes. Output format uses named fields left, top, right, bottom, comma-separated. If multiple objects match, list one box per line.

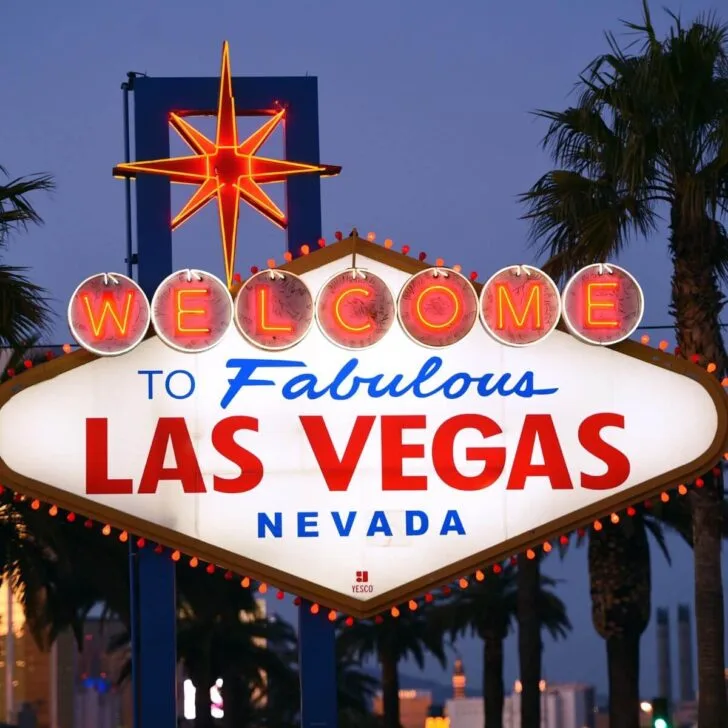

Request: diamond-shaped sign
left=0, top=238, right=726, bottom=617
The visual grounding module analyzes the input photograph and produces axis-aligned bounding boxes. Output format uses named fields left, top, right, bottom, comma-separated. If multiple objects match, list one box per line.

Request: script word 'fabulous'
left=67, top=262, right=645, bottom=357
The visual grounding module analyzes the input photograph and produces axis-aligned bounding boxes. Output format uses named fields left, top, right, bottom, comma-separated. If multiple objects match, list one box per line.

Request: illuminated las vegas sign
left=0, top=44, right=726, bottom=617
left=0, top=238, right=726, bottom=617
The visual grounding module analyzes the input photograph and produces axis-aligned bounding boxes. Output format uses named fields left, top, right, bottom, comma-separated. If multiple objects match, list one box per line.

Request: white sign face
left=0, top=252, right=725, bottom=616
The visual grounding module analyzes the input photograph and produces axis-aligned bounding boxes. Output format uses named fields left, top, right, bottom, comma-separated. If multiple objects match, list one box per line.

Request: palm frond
left=0, top=266, right=53, bottom=346
left=0, top=166, right=55, bottom=245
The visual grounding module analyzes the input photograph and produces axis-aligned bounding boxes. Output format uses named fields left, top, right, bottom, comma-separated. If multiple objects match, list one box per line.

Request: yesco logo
left=353, top=570, right=373, bottom=594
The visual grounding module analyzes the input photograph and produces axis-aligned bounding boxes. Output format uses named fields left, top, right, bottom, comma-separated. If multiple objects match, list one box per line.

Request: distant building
left=0, top=582, right=273, bottom=728
left=445, top=697, right=483, bottom=728
left=677, top=604, right=695, bottom=702
left=0, top=581, right=131, bottom=728
left=656, top=607, right=673, bottom=704
left=446, top=680, right=595, bottom=728
left=452, top=659, right=466, bottom=699
left=372, top=690, right=432, bottom=728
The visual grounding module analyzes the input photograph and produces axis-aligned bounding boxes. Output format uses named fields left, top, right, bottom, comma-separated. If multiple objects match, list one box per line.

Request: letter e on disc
left=480, top=265, right=561, bottom=346
left=151, top=269, right=233, bottom=353
left=561, top=263, right=644, bottom=345
left=316, top=269, right=394, bottom=349
left=235, top=270, right=313, bottom=350
left=398, top=268, right=478, bottom=347
left=68, top=273, right=150, bottom=356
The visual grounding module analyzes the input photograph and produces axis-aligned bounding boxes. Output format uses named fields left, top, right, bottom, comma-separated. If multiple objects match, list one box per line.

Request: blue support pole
left=129, top=72, right=337, bottom=728
left=299, top=602, right=338, bottom=728
left=129, top=78, right=178, bottom=728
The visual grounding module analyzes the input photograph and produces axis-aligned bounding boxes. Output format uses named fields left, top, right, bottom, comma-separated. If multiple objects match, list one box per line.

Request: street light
left=652, top=697, right=670, bottom=728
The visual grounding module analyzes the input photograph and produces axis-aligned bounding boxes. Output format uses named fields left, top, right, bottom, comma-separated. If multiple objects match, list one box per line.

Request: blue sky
left=2, top=0, right=726, bottom=699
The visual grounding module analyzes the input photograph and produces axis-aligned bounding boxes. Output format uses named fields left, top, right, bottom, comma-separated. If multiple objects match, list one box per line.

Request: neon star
left=113, top=41, right=340, bottom=288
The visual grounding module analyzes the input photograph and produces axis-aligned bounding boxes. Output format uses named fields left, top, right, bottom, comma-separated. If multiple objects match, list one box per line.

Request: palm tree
left=337, top=604, right=446, bottom=728
left=242, top=624, right=382, bottom=728
left=337, top=652, right=379, bottom=719
left=520, top=4, right=728, bottom=723
left=433, top=563, right=570, bottom=728
left=0, top=166, right=54, bottom=346
left=562, top=491, right=728, bottom=727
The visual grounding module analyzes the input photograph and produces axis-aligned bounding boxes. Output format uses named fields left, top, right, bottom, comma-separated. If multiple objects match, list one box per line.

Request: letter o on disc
left=67, top=272, right=150, bottom=356
left=151, top=269, right=233, bottom=353
left=315, top=268, right=395, bottom=349
left=234, top=270, right=313, bottom=351
left=480, top=265, right=562, bottom=346
left=561, top=263, right=644, bottom=345
left=398, top=268, right=478, bottom=347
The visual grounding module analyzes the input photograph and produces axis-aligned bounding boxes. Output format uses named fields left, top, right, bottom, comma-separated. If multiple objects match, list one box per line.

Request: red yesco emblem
left=113, top=42, right=341, bottom=288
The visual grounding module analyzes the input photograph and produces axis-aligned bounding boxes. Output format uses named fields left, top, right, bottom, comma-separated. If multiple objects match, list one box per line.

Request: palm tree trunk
left=380, top=648, right=400, bottom=728
left=670, top=217, right=728, bottom=726
left=193, top=674, right=214, bottom=728
left=606, top=634, right=640, bottom=728
left=691, top=469, right=727, bottom=725
left=588, top=518, right=650, bottom=728
left=483, top=631, right=504, bottom=728
left=221, top=669, right=250, bottom=728
left=517, top=553, right=542, bottom=728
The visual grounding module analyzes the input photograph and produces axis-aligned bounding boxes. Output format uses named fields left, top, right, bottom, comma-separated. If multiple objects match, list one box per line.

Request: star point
left=113, top=42, right=340, bottom=288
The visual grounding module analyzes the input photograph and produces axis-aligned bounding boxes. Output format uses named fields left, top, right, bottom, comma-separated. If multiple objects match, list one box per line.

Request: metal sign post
left=128, top=71, right=337, bottom=728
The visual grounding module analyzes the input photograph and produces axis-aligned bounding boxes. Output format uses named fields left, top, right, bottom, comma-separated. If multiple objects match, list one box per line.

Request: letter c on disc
left=315, top=268, right=395, bottom=349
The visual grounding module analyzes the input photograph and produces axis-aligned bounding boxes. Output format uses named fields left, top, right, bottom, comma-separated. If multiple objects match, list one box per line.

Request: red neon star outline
left=113, top=42, right=341, bottom=288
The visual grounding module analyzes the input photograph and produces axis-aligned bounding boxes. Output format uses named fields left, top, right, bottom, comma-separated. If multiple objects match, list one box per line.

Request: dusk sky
left=3, top=0, right=726, bottom=700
